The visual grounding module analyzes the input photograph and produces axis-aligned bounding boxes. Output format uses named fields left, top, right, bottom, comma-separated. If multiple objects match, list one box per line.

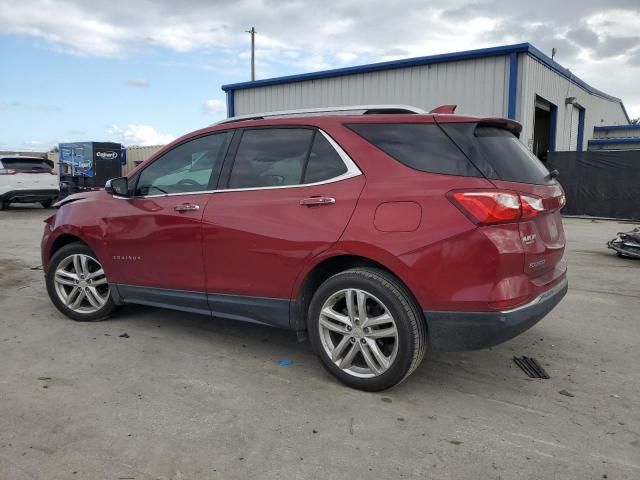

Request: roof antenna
left=551, top=47, right=557, bottom=61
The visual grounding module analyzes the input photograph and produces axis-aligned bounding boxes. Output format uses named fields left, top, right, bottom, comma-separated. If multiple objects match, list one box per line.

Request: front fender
left=44, top=201, right=111, bottom=276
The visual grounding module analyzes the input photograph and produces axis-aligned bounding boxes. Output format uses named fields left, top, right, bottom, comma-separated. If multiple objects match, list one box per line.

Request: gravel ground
left=1, top=205, right=639, bottom=480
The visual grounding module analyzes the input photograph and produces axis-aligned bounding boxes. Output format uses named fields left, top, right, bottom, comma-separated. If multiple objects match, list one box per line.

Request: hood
left=53, top=190, right=107, bottom=208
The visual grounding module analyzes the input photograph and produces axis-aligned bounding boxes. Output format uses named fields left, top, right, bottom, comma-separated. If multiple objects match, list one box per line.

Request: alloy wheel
left=53, top=254, right=110, bottom=314
left=318, top=288, right=399, bottom=378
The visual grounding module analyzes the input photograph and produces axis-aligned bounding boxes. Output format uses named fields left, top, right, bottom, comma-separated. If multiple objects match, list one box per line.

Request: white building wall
left=517, top=55, right=628, bottom=152
left=122, top=145, right=164, bottom=175
left=234, top=56, right=511, bottom=118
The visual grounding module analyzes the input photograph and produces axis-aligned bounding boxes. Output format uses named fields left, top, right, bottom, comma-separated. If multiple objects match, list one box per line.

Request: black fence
left=547, top=150, right=640, bottom=220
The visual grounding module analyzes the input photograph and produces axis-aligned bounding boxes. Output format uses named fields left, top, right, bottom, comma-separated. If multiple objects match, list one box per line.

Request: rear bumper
left=0, top=189, right=59, bottom=203
left=425, top=277, right=568, bottom=352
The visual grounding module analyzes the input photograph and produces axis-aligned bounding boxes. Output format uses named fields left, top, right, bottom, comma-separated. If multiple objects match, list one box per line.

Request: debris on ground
left=277, top=359, right=293, bottom=366
left=37, top=377, right=51, bottom=381
left=29, top=265, right=42, bottom=270
left=513, top=356, right=550, bottom=379
left=559, top=389, right=575, bottom=398
left=119, top=333, right=130, bottom=338
left=380, top=397, right=392, bottom=403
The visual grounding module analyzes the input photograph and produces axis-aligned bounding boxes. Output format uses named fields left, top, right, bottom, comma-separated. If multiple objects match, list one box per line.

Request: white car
left=0, top=156, right=60, bottom=209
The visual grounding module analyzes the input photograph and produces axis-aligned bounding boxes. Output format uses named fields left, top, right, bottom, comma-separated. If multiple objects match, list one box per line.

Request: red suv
left=41, top=106, right=567, bottom=391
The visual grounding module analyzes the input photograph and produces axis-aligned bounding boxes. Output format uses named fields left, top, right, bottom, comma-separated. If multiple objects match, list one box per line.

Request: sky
left=1, top=0, right=639, bottom=151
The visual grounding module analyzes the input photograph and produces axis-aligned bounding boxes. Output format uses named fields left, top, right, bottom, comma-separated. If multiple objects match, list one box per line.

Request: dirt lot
left=1, top=205, right=639, bottom=480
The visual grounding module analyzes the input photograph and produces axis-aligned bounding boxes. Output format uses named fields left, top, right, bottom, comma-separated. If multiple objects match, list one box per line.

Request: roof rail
left=214, top=104, right=427, bottom=125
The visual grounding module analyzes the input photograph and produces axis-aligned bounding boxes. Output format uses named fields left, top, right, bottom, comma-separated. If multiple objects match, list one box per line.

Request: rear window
left=347, top=123, right=481, bottom=177
left=439, top=124, right=554, bottom=185
left=0, top=158, right=52, bottom=171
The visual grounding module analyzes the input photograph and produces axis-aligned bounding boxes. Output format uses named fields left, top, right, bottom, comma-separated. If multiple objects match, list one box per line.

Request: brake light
left=448, top=190, right=546, bottom=225
left=0, top=168, right=17, bottom=175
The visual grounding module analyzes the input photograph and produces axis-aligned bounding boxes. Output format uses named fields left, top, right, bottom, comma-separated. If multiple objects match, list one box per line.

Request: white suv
left=0, top=156, right=60, bottom=209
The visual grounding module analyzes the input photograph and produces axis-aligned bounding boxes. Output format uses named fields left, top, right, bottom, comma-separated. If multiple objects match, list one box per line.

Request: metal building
left=589, top=125, right=640, bottom=151
left=221, top=43, right=630, bottom=157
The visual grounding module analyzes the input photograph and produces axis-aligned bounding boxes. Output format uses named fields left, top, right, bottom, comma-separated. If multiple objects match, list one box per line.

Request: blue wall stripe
left=226, top=90, right=235, bottom=117
left=576, top=107, right=585, bottom=152
left=507, top=52, right=518, bottom=120
left=549, top=103, right=558, bottom=152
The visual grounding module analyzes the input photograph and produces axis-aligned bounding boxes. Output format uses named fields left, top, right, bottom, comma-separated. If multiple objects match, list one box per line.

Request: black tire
left=46, top=242, right=116, bottom=321
left=308, top=268, right=427, bottom=391
left=41, top=199, right=54, bottom=208
left=0, top=201, right=9, bottom=210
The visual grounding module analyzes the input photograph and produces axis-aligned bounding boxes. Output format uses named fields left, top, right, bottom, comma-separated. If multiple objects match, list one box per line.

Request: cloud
left=107, top=124, right=175, bottom=146
left=202, top=99, right=226, bottom=116
left=1, top=0, right=639, bottom=116
left=126, top=78, right=150, bottom=87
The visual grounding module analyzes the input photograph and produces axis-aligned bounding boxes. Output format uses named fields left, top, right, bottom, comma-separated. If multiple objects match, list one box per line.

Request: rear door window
left=303, top=133, right=348, bottom=183
left=227, top=128, right=349, bottom=189
left=346, top=123, right=481, bottom=177
left=228, top=128, right=313, bottom=188
left=438, top=123, right=554, bottom=185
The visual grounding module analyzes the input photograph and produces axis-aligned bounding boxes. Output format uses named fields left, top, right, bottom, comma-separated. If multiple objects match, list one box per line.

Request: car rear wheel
left=0, top=201, right=9, bottom=210
left=46, top=242, right=116, bottom=321
left=41, top=199, right=54, bottom=208
left=308, top=268, right=427, bottom=391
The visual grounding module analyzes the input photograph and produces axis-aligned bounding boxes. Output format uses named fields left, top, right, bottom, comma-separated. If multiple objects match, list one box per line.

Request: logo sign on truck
left=96, top=151, right=119, bottom=160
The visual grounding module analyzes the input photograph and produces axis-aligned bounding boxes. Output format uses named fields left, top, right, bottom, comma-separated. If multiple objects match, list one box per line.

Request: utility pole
left=246, top=27, right=256, bottom=81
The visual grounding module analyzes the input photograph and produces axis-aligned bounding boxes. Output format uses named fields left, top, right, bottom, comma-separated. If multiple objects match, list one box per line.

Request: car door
left=105, top=131, right=231, bottom=312
left=201, top=127, right=365, bottom=327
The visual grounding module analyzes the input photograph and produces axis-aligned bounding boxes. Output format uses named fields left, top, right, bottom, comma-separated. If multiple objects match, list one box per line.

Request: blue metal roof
left=221, top=42, right=628, bottom=120
left=588, top=138, right=640, bottom=145
left=594, top=124, right=640, bottom=131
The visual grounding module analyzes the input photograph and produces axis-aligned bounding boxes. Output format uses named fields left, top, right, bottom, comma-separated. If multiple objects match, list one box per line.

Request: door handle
left=174, top=203, right=200, bottom=212
left=300, top=196, right=336, bottom=207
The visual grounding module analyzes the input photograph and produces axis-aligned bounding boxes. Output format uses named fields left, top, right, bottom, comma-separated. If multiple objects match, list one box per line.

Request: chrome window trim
left=125, top=129, right=362, bottom=199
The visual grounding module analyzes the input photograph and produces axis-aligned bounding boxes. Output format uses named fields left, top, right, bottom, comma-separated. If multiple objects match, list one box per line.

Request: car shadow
left=107, top=303, right=555, bottom=396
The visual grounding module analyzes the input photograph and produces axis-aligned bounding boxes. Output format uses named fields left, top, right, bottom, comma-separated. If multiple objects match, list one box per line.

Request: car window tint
left=228, top=128, right=314, bottom=189
left=136, top=132, right=229, bottom=196
left=303, top=133, right=348, bottom=183
left=1, top=158, right=52, bottom=171
left=438, top=123, right=554, bottom=185
left=347, top=123, right=481, bottom=177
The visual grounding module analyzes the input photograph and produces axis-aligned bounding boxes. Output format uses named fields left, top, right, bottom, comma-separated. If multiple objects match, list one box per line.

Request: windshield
left=1, top=158, right=53, bottom=171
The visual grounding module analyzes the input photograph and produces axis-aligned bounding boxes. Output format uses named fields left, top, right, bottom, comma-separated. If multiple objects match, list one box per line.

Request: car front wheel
left=46, top=242, right=116, bottom=321
left=308, top=268, right=427, bottom=391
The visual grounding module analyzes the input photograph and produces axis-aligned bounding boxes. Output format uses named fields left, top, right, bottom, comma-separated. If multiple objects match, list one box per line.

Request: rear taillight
left=0, top=168, right=17, bottom=175
left=520, top=194, right=545, bottom=218
left=448, top=190, right=547, bottom=225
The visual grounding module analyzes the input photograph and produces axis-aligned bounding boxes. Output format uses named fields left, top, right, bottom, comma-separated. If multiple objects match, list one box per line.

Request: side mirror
left=105, top=177, right=129, bottom=197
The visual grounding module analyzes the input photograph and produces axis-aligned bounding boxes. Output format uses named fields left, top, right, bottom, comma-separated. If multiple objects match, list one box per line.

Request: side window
left=228, top=128, right=314, bottom=188
left=347, top=123, right=481, bottom=177
left=303, top=133, right=348, bottom=183
left=136, top=132, right=229, bottom=196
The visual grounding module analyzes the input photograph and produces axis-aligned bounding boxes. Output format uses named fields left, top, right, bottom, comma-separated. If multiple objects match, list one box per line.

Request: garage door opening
left=533, top=96, right=557, bottom=162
